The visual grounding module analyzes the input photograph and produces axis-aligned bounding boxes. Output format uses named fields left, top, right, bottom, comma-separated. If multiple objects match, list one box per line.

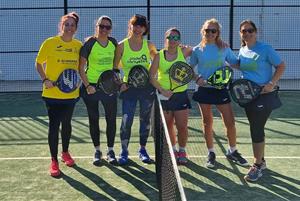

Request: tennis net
left=153, top=93, right=187, bottom=201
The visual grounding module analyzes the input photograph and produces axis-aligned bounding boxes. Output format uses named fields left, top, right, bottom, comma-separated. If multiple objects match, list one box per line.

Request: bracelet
left=42, top=78, right=49, bottom=83
left=268, top=81, right=274, bottom=85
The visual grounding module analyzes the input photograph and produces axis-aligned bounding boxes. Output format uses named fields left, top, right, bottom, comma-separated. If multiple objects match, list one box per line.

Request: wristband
left=113, top=68, right=120, bottom=74
left=268, top=81, right=274, bottom=85
left=42, top=78, right=49, bottom=83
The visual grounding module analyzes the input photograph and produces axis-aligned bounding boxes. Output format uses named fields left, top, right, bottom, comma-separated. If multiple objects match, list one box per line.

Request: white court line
left=1, top=155, right=300, bottom=160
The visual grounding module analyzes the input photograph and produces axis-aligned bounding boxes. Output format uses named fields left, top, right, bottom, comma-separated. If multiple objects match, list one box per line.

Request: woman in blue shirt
left=238, top=20, right=285, bottom=182
left=190, top=18, right=248, bottom=169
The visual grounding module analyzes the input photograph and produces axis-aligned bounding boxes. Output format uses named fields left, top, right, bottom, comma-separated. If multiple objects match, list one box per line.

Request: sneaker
left=206, top=152, right=216, bottom=168
left=61, top=152, right=75, bottom=167
left=106, top=150, right=117, bottom=165
left=261, top=159, right=267, bottom=170
left=138, top=147, right=152, bottom=164
left=244, top=165, right=263, bottom=182
left=173, top=151, right=179, bottom=161
left=50, top=158, right=60, bottom=177
left=226, top=150, right=249, bottom=167
left=177, top=150, right=188, bottom=165
left=118, top=149, right=129, bottom=165
left=93, top=150, right=102, bottom=166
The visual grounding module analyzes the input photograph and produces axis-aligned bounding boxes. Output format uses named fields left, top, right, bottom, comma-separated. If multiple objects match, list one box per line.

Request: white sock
left=179, top=147, right=185, bottom=152
left=229, top=146, right=237, bottom=153
left=172, top=145, right=177, bottom=152
left=208, top=148, right=215, bottom=154
left=95, top=146, right=100, bottom=151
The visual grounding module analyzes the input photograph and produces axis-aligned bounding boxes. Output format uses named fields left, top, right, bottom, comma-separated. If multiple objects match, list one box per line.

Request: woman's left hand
left=262, top=82, right=275, bottom=93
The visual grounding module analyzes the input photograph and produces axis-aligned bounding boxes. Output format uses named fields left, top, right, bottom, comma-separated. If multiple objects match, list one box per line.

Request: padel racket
left=127, top=65, right=149, bottom=88
left=229, top=79, right=262, bottom=106
left=96, top=70, right=121, bottom=94
left=206, top=66, right=233, bottom=90
left=53, top=68, right=81, bottom=93
left=169, top=61, right=194, bottom=91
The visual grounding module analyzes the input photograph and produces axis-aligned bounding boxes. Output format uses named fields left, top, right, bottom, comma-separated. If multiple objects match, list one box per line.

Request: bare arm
left=79, top=56, right=96, bottom=94
left=35, top=62, right=53, bottom=89
left=148, top=41, right=158, bottom=60
left=263, top=61, right=286, bottom=92
left=113, top=42, right=124, bottom=69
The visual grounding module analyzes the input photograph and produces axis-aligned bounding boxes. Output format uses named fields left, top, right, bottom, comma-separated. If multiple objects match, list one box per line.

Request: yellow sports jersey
left=36, top=36, right=82, bottom=99
left=121, top=38, right=151, bottom=82
left=158, top=47, right=188, bottom=93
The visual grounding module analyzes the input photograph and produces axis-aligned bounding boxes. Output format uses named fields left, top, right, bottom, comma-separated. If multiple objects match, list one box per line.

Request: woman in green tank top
left=113, top=14, right=157, bottom=165
left=150, top=28, right=192, bottom=165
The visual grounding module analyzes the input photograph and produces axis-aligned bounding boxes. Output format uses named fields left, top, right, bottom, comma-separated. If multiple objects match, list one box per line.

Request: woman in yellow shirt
left=35, top=12, right=82, bottom=177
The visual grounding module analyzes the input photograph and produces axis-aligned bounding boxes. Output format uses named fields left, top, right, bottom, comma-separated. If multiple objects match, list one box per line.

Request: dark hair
left=164, top=27, right=181, bottom=48
left=240, top=19, right=257, bottom=47
left=96, top=15, right=112, bottom=26
left=128, top=14, right=149, bottom=36
left=58, top=11, right=79, bottom=34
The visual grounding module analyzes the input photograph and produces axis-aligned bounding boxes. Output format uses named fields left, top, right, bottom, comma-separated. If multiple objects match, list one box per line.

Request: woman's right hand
left=86, top=85, right=96, bottom=94
left=120, top=83, right=128, bottom=92
left=44, top=79, right=54, bottom=89
left=195, top=77, right=206, bottom=86
left=160, top=89, right=173, bottom=98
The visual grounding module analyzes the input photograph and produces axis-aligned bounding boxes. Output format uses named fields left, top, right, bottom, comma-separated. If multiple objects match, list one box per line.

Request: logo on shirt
left=128, top=54, right=147, bottom=64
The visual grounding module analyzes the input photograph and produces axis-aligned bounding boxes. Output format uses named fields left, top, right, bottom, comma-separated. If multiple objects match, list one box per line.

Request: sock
left=208, top=148, right=215, bottom=154
left=179, top=147, right=185, bottom=152
left=95, top=146, right=100, bottom=151
left=229, top=146, right=237, bottom=153
left=172, top=145, right=177, bottom=152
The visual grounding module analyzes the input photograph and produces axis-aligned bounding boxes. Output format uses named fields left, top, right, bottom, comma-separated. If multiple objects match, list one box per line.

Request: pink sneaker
left=177, top=151, right=188, bottom=165
left=61, top=152, right=75, bottom=167
left=50, top=158, right=60, bottom=177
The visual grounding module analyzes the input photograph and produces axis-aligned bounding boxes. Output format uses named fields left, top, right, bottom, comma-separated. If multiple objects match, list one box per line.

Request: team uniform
left=190, top=44, right=239, bottom=104
left=79, top=36, right=118, bottom=163
left=239, top=41, right=282, bottom=143
left=157, top=47, right=191, bottom=111
left=119, top=38, right=155, bottom=162
left=36, top=35, right=82, bottom=162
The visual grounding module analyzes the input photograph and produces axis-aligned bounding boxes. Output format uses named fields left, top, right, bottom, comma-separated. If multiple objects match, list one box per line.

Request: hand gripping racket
left=127, top=65, right=150, bottom=88
left=96, top=70, right=121, bottom=95
left=53, top=68, right=81, bottom=93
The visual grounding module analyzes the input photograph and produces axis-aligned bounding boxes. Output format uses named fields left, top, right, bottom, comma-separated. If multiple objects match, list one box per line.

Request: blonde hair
left=199, top=18, right=225, bottom=49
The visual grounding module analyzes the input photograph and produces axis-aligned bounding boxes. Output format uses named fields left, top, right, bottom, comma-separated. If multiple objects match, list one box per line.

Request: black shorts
left=160, top=91, right=191, bottom=111
left=192, top=87, right=231, bottom=105
left=244, top=90, right=282, bottom=111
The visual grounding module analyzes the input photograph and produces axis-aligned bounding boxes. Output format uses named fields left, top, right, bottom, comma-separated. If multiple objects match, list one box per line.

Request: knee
left=251, top=131, right=265, bottom=143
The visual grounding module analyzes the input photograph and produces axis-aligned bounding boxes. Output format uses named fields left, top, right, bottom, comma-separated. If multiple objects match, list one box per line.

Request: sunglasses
left=240, top=28, right=255, bottom=34
left=166, top=35, right=180, bottom=41
left=99, top=24, right=112, bottom=30
left=204, top=28, right=218, bottom=34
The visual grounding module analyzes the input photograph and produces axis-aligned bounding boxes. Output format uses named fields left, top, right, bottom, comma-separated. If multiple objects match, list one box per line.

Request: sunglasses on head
left=167, top=35, right=180, bottom=41
left=204, top=28, right=218, bottom=34
left=241, top=28, right=255, bottom=34
left=99, top=24, right=112, bottom=30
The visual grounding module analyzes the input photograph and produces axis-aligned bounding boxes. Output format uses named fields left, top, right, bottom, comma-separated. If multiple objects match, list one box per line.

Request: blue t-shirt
left=189, top=44, right=238, bottom=79
left=238, top=41, right=282, bottom=85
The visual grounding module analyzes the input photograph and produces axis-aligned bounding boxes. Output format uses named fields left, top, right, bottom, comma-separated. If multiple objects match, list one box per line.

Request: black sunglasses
left=99, top=24, right=112, bottom=30
left=204, top=28, right=218, bottom=34
left=241, top=28, right=255, bottom=34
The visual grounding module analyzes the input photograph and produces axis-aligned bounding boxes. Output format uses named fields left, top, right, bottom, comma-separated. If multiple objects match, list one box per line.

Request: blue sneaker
left=93, top=150, right=102, bottom=166
left=118, top=149, right=128, bottom=165
left=138, top=147, right=152, bottom=164
left=244, top=165, right=263, bottom=182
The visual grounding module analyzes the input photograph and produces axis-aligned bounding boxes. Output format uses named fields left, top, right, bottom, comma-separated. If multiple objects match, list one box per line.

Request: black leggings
left=45, top=102, right=76, bottom=160
left=245, top=107, right=272, bottom=143
left=83, top=97, right=117, bottom=148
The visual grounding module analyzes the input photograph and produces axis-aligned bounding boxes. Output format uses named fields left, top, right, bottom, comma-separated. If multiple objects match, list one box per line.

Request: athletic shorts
left=192, top=87, right=231, bottom=105
left=160, top=91, right=191, bottom=111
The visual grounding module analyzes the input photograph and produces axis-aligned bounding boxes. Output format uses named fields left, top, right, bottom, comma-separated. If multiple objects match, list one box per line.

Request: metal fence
left=1, top=0, right=299, bottom=92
